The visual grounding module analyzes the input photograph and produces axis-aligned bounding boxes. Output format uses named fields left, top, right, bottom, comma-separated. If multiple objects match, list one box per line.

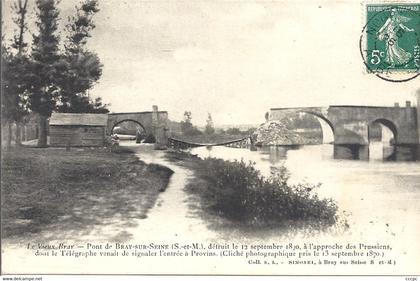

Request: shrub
left=195, top=158, right=338, bottom=227
left=143, top=134, right=156, bottom=143
left=105, top=135, right=119, bottom=149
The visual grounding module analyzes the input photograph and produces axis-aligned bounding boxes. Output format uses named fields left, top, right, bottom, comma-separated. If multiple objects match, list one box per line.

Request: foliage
left=143, top=133, right=156, bottom=143
left=104, top=135, right=119, bottom=149
left=57, top=0, right=107, bottom=113
left=1, top=0, right=32, bottom=146
left=191, top=158, right=338, bottom=227
left=244, top=127, right=256, bottom=135
left=180, top=111, right=192, bottom=134
left=90, top=97, right=109, bottom=113
left=29, top=0, right=62, bottom=118
left=26, top=0, right=64, bottom=147
left=283, top=113, right=322, bottom=130
left=204, top=113, right=215, bottom=135
left=2, top=0, right=31, bottom=121
left=11, top=0, right=29, bottom=53
left=180, top=111, right=202, bottom=136
left=1, top=42, right=30, bottom=124
left=65, top=0, right=100, bottom=52
left=226, top=127, right=241, bottom=135
left=224, top=127, right=255, bottom=136
left=2, top=0, right=108, bottom=147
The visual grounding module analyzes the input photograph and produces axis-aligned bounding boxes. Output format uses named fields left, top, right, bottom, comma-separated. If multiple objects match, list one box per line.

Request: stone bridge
left=107, top=106, right=169, bottom=149
left=269, top=100, right=420, bottom=161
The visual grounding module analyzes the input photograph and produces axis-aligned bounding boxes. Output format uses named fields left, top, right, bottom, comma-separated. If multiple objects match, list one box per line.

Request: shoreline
left=163, top=149, right=347, bottom=239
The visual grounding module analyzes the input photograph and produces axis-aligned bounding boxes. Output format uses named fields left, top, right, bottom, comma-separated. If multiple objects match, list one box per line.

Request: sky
left=2, top=0, right=420, bottom=126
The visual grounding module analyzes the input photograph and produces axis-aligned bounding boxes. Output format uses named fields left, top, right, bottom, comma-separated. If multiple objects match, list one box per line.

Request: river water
left=188, top=144, right=420, bottom=273
left=190, top=144, right=420, bottom=235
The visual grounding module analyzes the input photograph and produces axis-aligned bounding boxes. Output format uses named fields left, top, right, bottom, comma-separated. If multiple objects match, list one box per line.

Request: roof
left=108, top=111, right=168, bottom=115
left=49, top=113, right=108, bottom=126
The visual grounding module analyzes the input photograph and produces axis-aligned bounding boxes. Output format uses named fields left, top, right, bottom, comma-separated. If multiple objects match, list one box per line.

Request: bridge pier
left=152, top=105, right=168, bottom=150
left=417, top=92, right=420, bottom=161
left=107, top=106, right=169, bottom=150
left=333, top=144, right=368, bottom=160
left=270, top=103, right=420, bottom=161
left=395, top=145, right=418, bottom=161
left=359, top=145, right=369, bottom=161
left=334, top=143, right=418, bottom=161
left=416, top=145, right=420, bottom=161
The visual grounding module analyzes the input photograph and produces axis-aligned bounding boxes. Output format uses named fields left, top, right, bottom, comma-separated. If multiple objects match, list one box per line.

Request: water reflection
left=190, top=144, right=420, bottom=240
left=191, top=144, right=338, bottom=177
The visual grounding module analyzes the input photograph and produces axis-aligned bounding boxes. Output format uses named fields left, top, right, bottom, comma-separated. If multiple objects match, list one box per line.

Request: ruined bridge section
left=270, top=102, right=420, bottom=161
left=107, top=106, right=169, bottom=149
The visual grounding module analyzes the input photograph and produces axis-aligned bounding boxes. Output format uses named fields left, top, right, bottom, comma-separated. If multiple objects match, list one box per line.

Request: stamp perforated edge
left=360, top=0, right=420, bottom=78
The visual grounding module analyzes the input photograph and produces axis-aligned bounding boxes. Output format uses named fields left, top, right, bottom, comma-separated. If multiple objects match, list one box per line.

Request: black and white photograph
left=1, top=0, right=419, bottom=278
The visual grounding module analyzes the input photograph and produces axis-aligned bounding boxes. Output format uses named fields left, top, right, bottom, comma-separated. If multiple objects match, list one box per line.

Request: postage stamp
left=360, top=3, right=420, bottom=82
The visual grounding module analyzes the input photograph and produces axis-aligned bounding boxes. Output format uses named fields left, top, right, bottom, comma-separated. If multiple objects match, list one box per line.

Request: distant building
left=49, top=113, right=108, bottom=147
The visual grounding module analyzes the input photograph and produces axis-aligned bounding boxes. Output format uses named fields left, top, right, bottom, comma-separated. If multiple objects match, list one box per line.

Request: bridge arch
left=107, top=108, right=169, bottom=149
left=293, top=110, right=335, bottom=143
left=369, top=118, right=398, bottom=142
left=368, top=118, right=398, bottom=161
left=299, top=111, right=335, bottom=133
left=269, top=107, right=336, bottom=143
left=110, top=119, right=146, bottom=134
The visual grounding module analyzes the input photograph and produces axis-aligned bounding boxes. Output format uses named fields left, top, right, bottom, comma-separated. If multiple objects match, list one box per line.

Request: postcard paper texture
left=1, top=0, right=420, bottom=276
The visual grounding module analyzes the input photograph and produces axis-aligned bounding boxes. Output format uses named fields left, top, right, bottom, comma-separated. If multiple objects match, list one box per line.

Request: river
left=190, top=144, right=420, bottom=237
left=187, top=143, right=420, bottom=273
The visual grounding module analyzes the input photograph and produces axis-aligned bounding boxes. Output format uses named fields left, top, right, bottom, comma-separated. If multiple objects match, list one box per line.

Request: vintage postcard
left=1, top=0, right=419, bottom=278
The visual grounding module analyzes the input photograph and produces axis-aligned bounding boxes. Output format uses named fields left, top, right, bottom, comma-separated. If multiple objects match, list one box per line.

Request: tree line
left=179, top=111, right=254, bottom=137
left=180, top=111, right=215, bottom=136
left=1, top=0, right=108, bottom=148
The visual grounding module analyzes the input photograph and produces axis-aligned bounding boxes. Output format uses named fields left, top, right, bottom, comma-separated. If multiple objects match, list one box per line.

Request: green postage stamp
left=361, top=3, right=420, bottom=81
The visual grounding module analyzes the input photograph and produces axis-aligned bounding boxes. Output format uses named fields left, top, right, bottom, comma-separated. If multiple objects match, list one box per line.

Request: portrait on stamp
left=362, top=3, right=420, bottom=80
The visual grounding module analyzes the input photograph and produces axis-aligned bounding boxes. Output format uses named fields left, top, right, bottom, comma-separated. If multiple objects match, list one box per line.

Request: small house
left=49, top=113, right=108, bottom=147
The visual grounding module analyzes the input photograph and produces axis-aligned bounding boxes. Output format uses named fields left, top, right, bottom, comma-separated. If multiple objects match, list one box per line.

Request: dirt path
left=123, top=143, right=219, bottom=241
left=2, top=144, right=220, bottom=274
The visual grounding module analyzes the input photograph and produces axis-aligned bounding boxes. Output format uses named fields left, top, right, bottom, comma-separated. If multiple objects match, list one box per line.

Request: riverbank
left=164, top=150, right=343, bottom=236
left=1, top=146, right=173, bottom=241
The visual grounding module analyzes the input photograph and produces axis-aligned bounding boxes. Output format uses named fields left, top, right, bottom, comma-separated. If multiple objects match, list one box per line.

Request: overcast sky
left=2, top=0, right=419, bottom=125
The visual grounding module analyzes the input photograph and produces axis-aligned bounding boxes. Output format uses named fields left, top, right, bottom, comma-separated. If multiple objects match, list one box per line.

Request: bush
left=195, top=158, right=338, bottom=227
left=105, top=135, right=119, bottom=149
left=226, top=127, right=241, bottom=135
left=143, top=134, right=156, bottom=143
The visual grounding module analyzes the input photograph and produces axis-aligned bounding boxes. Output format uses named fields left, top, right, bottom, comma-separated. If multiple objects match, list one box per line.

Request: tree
left=1, top=38, right=13, bottom=148
left=29, top=0, right=63, bottom=147
left=205, top=113, right=215, bottom=135
left=57, top=0, right=105, bottom=113
left=11, top=0, right=29, bottom=55
left=180, top=111, right=193, bottom=135
left=2, top=0, right=108, bottom=148
left=1, top=0, right=31, bottom=147
left=11, top=0, right=31, bottom=145
left=180, top=111, right=202, bottom=136
left=226, top=127, right=241, bottom=135
left=89, top=97, right=110, bottom=113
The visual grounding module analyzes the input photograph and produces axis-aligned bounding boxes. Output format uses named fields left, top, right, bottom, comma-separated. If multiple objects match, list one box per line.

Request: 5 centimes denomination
left=360, top=3, right=420, bottom=82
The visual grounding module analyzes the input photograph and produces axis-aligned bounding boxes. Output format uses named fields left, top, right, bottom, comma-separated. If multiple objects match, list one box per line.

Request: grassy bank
left=1, top=146, right=173, bottom=240
left=166, top=150, right=340, bottom=230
